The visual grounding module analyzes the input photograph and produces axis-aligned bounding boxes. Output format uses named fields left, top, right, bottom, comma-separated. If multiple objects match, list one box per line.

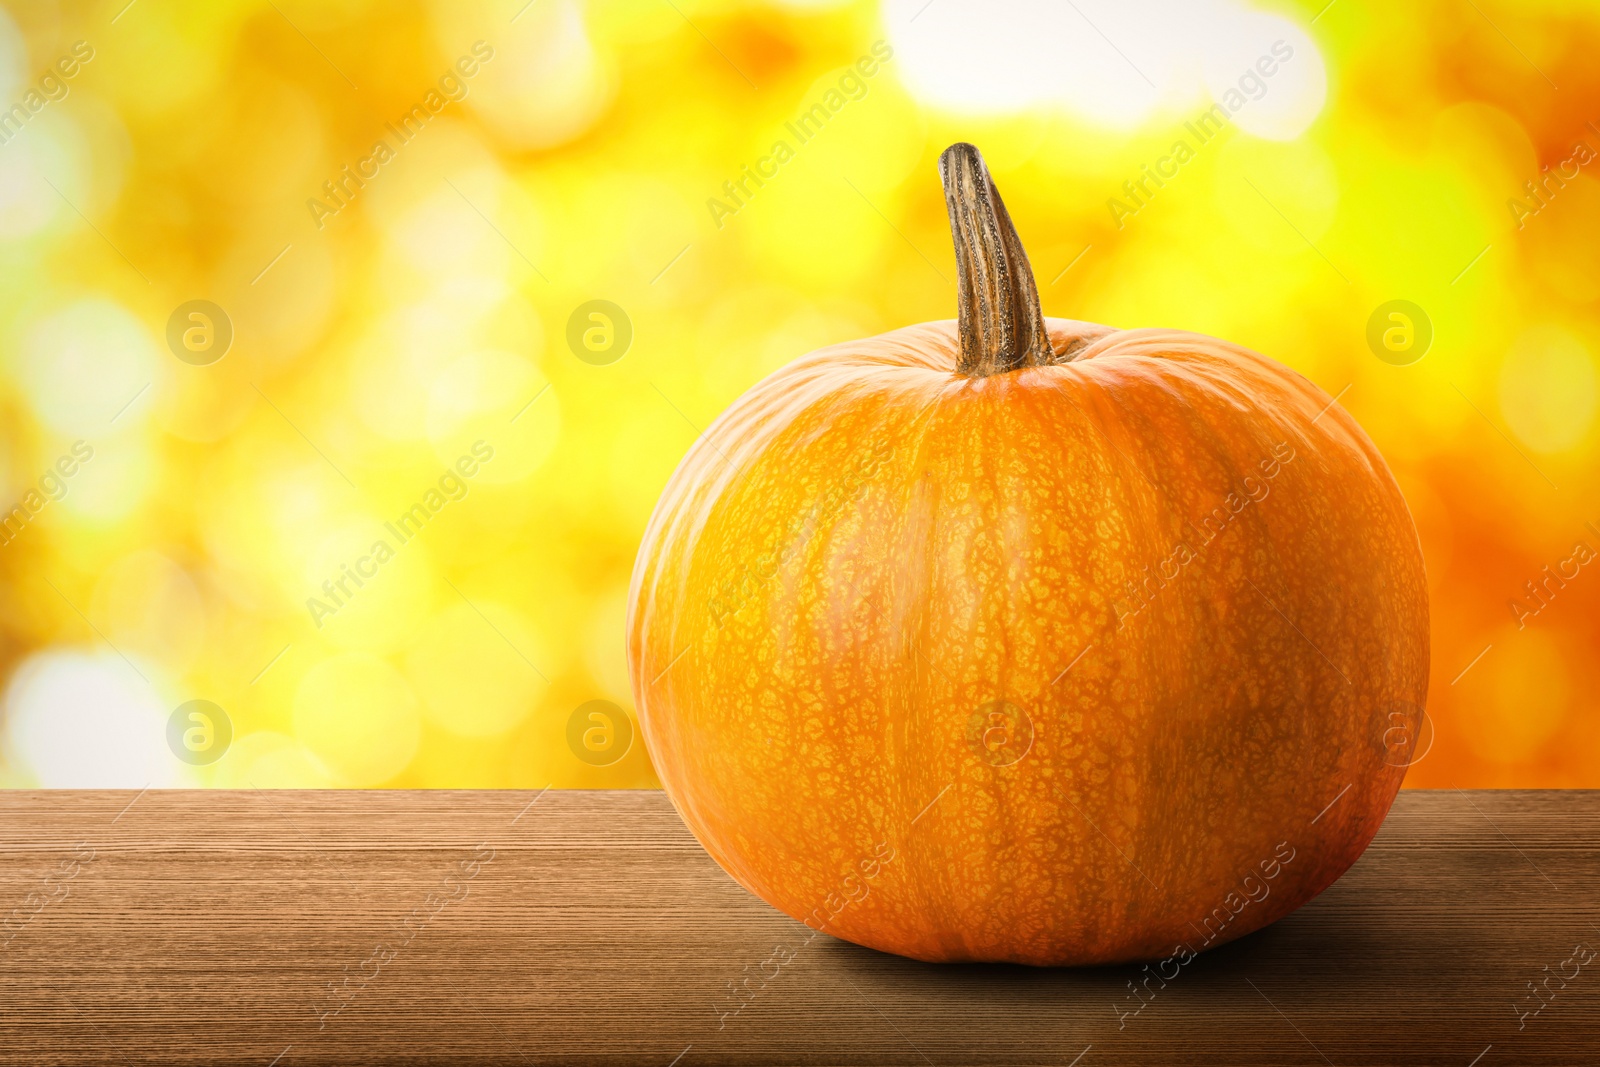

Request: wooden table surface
left=1, top=789, right=1597, bottom=1065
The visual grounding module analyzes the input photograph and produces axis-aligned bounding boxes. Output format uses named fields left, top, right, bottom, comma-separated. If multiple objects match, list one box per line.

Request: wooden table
left=1, top=789, right=1596, bottom=1065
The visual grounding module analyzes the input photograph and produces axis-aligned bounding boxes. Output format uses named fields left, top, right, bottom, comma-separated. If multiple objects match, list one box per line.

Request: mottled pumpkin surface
left=628, top=317, right=1429, bottom=966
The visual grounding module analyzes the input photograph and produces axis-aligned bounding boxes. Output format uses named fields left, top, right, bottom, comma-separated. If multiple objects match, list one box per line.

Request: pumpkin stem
left=939, top=142, right=1052, bottom=378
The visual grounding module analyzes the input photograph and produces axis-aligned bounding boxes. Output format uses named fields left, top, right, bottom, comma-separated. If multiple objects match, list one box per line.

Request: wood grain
left=1, top=789, right=1597, bottom=1065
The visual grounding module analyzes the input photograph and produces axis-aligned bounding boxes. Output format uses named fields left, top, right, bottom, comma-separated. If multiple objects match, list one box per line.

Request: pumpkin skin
left=628, top=147, right=1428, bottom=966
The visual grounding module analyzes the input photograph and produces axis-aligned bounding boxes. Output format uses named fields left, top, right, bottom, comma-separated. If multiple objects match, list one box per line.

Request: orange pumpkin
left=628, top=143, right=1428, bottom=965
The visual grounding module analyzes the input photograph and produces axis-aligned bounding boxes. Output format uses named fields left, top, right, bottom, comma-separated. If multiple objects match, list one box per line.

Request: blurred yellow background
left=0, top=0, right=1596, bottom=789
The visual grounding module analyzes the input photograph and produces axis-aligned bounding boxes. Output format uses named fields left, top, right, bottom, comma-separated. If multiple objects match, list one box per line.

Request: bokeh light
left=0, top=0, right=1597, bottom=790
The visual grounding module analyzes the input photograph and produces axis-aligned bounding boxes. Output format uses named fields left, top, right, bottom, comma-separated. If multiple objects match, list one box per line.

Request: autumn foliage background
left=0, top=0, right=1597, bottom=789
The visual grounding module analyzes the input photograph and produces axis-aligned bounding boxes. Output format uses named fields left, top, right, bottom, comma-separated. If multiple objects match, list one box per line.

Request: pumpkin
left=628, top=143, right=1428, bottom=965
